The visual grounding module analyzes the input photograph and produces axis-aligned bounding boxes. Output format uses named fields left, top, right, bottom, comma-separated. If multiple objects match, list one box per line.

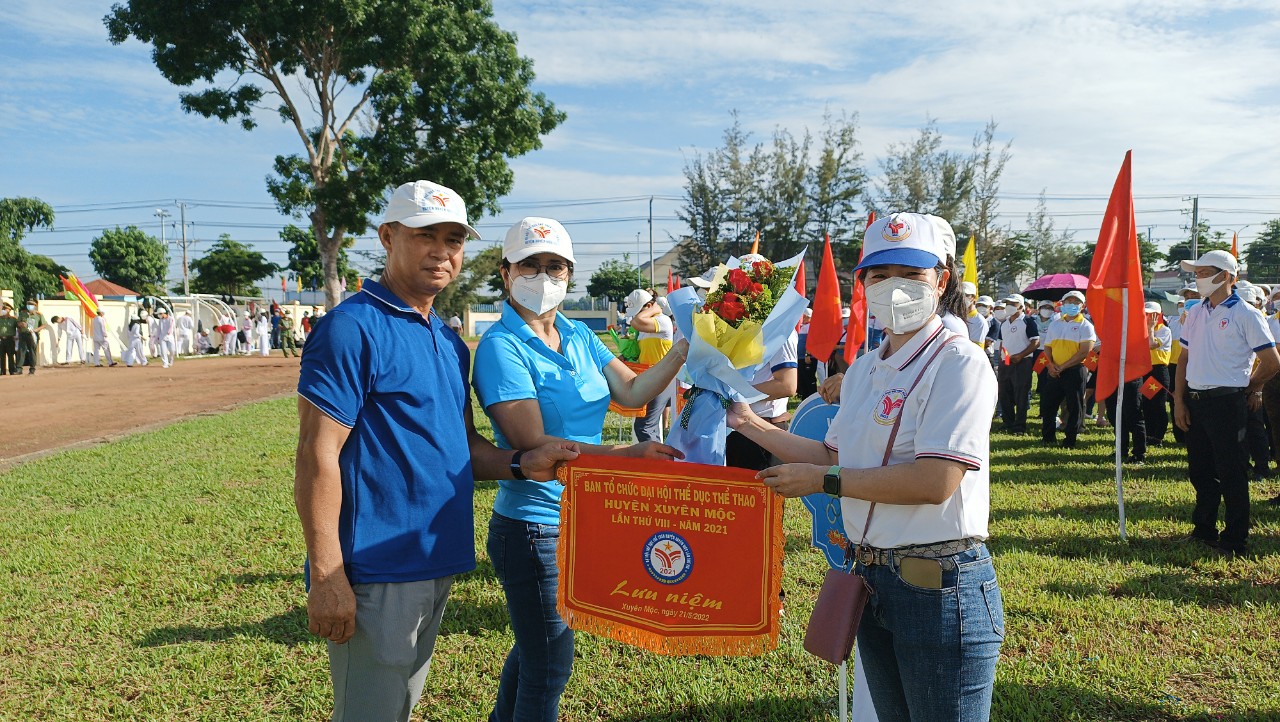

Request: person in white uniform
left=176, top=310, right=195, bottom=355
left=729, top=212, right=1002, bottom=721
left=60, top=315, right=85, bottom=364
left=1175, top=250, right=1279, bottom=558
left=239, top=311, right=255, bottom=355
left=156, top=308, right=176, bottom=368
left=90, top=310, right=117, bottom=366
left=125, top=311, right=150, bottom=367
left=256, top=312, right=272, bottom=357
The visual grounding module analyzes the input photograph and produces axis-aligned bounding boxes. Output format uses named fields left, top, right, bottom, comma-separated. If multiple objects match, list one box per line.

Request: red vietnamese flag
left=1086, top=151, right=1151, bottom=402
left=1083, top=349, right=1100, bottom=372
left=805, top=233, right=844, bottom=362
left=667, top=267, right=674, bottom=291
left=794, top=257, right=806, bottom=298
left=1033, top=354, right=1048, bottom=374
left=672, top=274, right=680, bottom=290
left=1231, top=231, right=1239, bottom=258
left=1140, top=375, right=1166, bottom=400
left=844, top=212, right=876, bottom=364
left=281, top=276, right=287, bottom=293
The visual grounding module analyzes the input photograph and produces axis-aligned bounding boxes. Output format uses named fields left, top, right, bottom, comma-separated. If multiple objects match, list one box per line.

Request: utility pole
left=1190, top=195, right=1200, bottom=261
left=177, top=202, right=190, bottom=296
left=648, top=196, right=655, bottom=288
left=155, top=208, right=171, bottom=293
left=635, top=231, right=642, bottom=289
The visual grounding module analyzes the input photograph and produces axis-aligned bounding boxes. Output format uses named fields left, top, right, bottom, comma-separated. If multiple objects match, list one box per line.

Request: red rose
left=753, top=260, right=774, bottom=277
left=722, top=291, right=738, bottom=303
left=719, top=298, right=747, bottom=322
left=748, top=282, right=764, bottom=296
left=727, top=268, right=753, bottom=294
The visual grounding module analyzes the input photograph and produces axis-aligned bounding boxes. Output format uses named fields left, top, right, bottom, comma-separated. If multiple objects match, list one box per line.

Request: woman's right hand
left=726, top=401, right=755, bottom=430
left=627, top=441, right=685, bottom=461
left=819, top=373, right=844, bottom=404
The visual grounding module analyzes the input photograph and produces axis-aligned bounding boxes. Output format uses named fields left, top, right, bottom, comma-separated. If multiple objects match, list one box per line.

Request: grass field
left=3, top=395, right=1279, bottom=721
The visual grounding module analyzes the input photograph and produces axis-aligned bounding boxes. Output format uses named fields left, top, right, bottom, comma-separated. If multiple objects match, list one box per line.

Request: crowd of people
left=0, top=301, right=345, bottom=373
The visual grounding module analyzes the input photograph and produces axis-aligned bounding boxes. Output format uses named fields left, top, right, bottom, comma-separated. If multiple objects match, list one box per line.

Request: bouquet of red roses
left=666, top=251, right=809, bottom=464
left=701, top=259, right=795, bottom=328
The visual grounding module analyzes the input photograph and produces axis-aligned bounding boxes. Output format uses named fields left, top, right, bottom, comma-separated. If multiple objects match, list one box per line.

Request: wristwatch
left=823, top=466, right=842, bottom=498
left=510, top=450, right=528, bottom=480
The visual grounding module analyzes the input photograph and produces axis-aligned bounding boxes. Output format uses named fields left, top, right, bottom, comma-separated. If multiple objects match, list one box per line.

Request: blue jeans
left=486, top=513, right=574, bottom=722
left=856, top=543, right=1004, bottom=721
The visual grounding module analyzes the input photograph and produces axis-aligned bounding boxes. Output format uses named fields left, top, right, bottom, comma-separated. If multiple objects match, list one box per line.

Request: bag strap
left=854, top=331, right=963, bottom=550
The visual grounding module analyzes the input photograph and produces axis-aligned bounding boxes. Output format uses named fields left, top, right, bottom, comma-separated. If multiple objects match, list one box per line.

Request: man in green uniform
left=17, top=302, right=45, bottom=374
left=280, top=312, right=299, bottom=357
left=0, top=302, right=17, bottom=375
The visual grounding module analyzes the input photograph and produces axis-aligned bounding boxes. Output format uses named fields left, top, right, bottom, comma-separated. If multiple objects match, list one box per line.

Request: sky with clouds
left=3, top=0, right=1280, bottom=295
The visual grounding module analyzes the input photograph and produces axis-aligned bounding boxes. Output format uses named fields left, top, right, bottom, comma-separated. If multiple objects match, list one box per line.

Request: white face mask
left=993, top=308, right=1008, bottom=321
left=1195, top=272, right=1227, bottom=298
left=865, top=276, right=938, bottom=334
left=510, top=273, right=567, bottom=316
left=1039, top=309, right=1053, bottom=320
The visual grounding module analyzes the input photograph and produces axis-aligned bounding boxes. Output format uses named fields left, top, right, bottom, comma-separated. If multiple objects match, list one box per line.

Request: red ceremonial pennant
left=1001, top=346, right=1012, bottom=366
left=556, top=455, right=784, bottom=656
left=1140, top=376, right=1166, bottom=399
left=1033, top=354, right=1049, bottom=374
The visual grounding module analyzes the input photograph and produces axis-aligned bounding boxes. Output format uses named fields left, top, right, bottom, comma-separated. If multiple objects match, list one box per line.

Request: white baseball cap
left=1143, top=301, right=1163, bottom=314
left=502, top=217, right=576, bottom=264
left=1003, top=293, right=1025, bottom=306
left=381, top=180, right=481, bottom=238
left=1178, top=284, right=1199, bottom=297
left=856, top=212, right=948, bottom=272
left=961, top=281, right=977, bottom=296
left=624, top=289, right=653, bottom=308
left=1062, top=290, right=1086, bottom=303
left=1237, top=285, right=1263, bottom=304
left=925, top=214, right=958, bottom=260
left=1179, top=249, right=1238, bottom=276
left=976, top=295, right=994, bottom=308
left=1038, top=299, right=1055, bottom=309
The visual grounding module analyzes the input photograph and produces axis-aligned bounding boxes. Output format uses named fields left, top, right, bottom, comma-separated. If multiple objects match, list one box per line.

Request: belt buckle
left=855, top=545, right=877, bottom=566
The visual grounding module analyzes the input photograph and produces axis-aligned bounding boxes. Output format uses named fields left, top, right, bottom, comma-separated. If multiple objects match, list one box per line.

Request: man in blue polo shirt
left=1174, top=250, right=1279, bottom=559
left=296, top=180, right=579, bottom=722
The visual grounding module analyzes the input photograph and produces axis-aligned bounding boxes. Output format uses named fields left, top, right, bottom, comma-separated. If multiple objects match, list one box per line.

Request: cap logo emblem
left=882, top=220, right=911, bottom=242
left=428, top=192, right=450, bottom=207
left=529, top=224, right=554, bottom=240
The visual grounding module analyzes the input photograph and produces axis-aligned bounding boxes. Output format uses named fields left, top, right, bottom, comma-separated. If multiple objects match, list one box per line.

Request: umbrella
left=1021, top=273, right=1089, bottom=301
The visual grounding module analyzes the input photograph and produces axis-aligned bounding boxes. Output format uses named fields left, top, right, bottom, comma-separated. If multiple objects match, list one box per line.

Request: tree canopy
left=188, top=235, right=279, bottom=297
left=107, top=0, right=564, bottom=308
left=0, top=197, right=64, bottom=306
left=430, top=244, right=503, bottom=319
left=1244, top=219, right=1280, bottom=282
left=282, top=225, right=359, bottom=290
left=88, top=225, right=169, bottom=295
left=587, top=256, right=643, bottom=306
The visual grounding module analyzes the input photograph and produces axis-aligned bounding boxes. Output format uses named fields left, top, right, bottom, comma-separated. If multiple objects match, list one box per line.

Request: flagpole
left=1115, top=287, right=1129, bottom=540
left=838, top=660, right=848, bottom=722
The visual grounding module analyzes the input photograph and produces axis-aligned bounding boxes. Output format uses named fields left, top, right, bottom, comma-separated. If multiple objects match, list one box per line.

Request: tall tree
left=673, top=152, right=731, bottom=279
left=1243, top=219, right=1280, bottom=281
left=88, top=225, right=169, bottom=295
left=282, top=225, right=359, bottom=290
left=808, top=111, right=867, bottom=282
left=1165, top=218, right=1230, bottom=270
left=875, top=119, right=974, bottom=226
left=189, top=234, right=279, bottom=297
left=1018, top=192, right=1080, bottom=278
left=587, top=255, right=643, bottom=306
left=107, top=0, right=564, bottom=309
left=961, top=120, right=1013, bottom=288
left=0, top=197, right=63, bottom=306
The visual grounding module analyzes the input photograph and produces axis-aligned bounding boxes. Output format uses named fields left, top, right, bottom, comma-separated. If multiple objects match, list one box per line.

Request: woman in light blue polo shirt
left=473, top=217, right=688, bottom=722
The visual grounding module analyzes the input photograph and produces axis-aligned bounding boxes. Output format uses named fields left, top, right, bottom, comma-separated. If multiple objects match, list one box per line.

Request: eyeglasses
left=515, top=259, right=571, bottom=280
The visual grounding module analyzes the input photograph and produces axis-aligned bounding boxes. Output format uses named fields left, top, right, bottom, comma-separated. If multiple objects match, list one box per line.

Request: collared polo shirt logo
left=643, top=531, right=693, bottom=584
left=882, top=219, right=911, bottom=242
left=874, top=388, right=908, bottom=426
left=1219, top=318, right=1230, bottom=330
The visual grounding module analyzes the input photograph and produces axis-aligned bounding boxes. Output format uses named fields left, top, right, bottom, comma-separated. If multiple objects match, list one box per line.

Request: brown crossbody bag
left=802, top=333, right=960, bottom=664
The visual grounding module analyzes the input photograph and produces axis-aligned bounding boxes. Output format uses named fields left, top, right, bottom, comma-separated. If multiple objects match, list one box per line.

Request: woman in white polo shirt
left=730, top=212, right=1002, bottom=721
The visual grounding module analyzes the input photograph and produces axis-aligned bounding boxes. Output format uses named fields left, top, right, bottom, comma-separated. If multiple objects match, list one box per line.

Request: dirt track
left=1, top=354, right=302, bottom=466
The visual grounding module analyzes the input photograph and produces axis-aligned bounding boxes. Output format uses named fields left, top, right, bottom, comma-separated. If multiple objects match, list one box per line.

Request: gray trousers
left=633, top=380, right=677, bottom=443
left=328, top=576, right=454, bottom=722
